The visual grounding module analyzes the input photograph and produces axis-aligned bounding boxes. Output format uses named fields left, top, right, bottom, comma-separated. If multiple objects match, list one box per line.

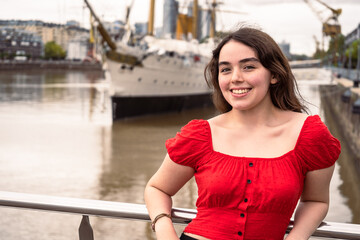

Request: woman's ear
left=270, top=76, right=278, bottom=84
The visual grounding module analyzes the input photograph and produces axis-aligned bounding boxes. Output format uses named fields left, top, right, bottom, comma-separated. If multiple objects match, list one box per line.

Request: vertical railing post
left=354, top=44, right=360, bottom=87
left=79, top=215, right=94, bottom=240
left=348, top=48, right=352, bottom=79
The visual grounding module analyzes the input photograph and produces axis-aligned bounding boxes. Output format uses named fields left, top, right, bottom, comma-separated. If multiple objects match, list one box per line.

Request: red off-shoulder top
left=165, top=115, right=341, bottom=240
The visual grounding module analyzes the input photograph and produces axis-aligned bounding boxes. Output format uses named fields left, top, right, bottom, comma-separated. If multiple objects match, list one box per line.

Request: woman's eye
left=220, top=67, right=230, bottom=73
left=244, top=65, right=255, bottom=70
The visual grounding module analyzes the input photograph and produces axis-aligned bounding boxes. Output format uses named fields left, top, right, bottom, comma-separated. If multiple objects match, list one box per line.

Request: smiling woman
left=144, top=26, right=341, bottom=240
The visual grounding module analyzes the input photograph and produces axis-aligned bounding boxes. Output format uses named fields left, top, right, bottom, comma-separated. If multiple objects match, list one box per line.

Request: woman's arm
left=144, top=154, right=195, bottom=240
left=286, top=165, right=335, bottom=240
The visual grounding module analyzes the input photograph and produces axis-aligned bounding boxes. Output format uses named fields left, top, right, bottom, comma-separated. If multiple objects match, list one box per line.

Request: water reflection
left=98, top=108, right=217, bottom=203
left=0, top=68, right=358, bottom=240
left=0, top=70, right=110, bottom=125
left=95, top=110, right=218, bottom=239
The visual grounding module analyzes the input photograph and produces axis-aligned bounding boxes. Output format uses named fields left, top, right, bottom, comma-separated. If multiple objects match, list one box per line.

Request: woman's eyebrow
left=218, top=57, right=259, bottom=67
left=239, top=57, right=260, bottom=63
left=218, top=61, right=230, bottom=67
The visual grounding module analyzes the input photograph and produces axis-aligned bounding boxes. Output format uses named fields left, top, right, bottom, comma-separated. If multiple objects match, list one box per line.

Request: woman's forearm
left=286, top=201, right=329, bottom=240
left=144, top=185, right=179, bottom=240
left=144, top=156, right=194, bottom=239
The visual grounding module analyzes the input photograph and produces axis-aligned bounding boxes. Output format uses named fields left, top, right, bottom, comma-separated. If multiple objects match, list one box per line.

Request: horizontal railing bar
left=0, top=191, right=195, bottom=224
left=0, top=191, right=359, bottom=239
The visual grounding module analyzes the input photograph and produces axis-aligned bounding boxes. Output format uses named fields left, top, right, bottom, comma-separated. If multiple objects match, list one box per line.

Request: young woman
left=144, top=26, right=341, bottom=240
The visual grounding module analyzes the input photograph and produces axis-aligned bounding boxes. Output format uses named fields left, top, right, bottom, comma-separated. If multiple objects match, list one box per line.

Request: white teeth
left=232, top=89, right=250, bottom=94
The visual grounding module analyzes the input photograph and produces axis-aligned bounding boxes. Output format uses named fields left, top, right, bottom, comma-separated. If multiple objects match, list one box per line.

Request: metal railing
left=0, top=191, right=359, bottom=240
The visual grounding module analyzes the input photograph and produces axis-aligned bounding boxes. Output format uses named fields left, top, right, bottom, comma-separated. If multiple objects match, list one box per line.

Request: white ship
left=84, top=0, right=215, bottom=119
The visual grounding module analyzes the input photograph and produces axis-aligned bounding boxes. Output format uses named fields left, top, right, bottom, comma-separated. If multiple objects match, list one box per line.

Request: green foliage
left=342, top=39, right=359, bottom=69
left=327, top=34, right=345, bottom=55
left=322, top=34, right=347, bottom=66
left=313, top=49, right=326, bottom=59
left=345, top=39, right=359, bottom=59
left=44, top=41, right=66, bottom=60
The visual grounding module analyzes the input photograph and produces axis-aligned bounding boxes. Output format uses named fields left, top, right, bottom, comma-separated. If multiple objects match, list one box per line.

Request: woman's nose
left=231, top=68, right=243, bottom=82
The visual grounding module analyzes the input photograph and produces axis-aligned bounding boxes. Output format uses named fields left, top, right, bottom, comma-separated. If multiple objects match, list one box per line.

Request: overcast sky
left=1, top=0, right=360, bottom=55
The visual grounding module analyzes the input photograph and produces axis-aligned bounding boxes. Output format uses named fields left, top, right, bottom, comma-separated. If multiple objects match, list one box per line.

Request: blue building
left=278, top=41, right=291, bottom=59
left=198, top=8, right=211, bottom=41
left=163, top=0, right=179, bottom=38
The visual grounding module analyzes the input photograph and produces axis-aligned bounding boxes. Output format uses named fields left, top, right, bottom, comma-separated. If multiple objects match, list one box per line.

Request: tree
left=313, top=47, right=326, bottom=60
left=327, top=34, right=345, bottom=66
left=345, top=39, right=359, bottom=69
left=44, top=41, right=66, bottom=60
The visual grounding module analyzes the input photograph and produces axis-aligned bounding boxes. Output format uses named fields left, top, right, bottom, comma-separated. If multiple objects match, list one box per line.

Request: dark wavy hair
left=204, top=26, right=307, bottom=113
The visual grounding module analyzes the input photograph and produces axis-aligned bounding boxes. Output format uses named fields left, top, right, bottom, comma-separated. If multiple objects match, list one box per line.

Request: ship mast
left=210, top=0, right=216, bottom=38
left=148, top=0, right=155, bottom=35
left=83, top=0, right=117, bottom=50
left=192, top=0, right=198, bottom=39
left=83, top=0, right=142, bottom=67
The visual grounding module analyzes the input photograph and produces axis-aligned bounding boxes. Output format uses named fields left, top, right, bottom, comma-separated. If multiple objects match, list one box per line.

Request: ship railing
left=0, top=191, right=359, bottom=240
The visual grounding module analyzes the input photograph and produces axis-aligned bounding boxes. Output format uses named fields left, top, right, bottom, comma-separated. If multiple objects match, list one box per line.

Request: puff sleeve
left=165, top=119, right=210, bottom=170
left=295, top=115, right=341, bottom=173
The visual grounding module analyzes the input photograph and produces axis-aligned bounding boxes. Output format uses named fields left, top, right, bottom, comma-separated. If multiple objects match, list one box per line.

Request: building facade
left=66, top=35, right=89, bottom=61
left=198, top=9, right=211, bottom=41
left=163, top=0, right=179, bottom=38
left=278, top=41, right=291, bottom=59
left=0, top=27, right=43, bottom=59
left=345, top=23, right=360, bottom=48
left=0, top=20, right=89, bottom=54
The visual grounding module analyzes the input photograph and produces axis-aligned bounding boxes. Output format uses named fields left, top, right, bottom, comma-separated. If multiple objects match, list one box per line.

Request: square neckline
left=205, top=115, right=315, bottom=160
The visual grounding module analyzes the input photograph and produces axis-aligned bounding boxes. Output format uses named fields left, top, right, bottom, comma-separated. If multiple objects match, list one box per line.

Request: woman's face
left=218, top=40, right=277, bottom=112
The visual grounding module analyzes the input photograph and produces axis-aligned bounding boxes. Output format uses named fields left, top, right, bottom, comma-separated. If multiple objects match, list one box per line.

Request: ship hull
left=111, top=93, right=213, bottom=119
left=106, top=38, right=214, bottom=120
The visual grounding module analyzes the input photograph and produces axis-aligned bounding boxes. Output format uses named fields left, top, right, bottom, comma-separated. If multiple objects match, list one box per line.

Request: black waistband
left=180, top=233, right=199, bottom=240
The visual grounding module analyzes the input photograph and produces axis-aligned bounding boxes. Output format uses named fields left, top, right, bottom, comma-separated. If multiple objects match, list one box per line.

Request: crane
left=313, top=35, right=323, bottom=58
left=305, top=0, right=341, bottom=37
left=304, top=0, right=342, bottom=62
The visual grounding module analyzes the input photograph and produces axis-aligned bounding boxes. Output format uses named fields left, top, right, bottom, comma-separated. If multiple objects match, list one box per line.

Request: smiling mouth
left=231, top=88, right=251, bottom=94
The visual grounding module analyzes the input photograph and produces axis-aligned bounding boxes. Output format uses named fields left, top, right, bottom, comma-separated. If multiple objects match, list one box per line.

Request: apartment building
left=0, top=27, right=42, bottom=59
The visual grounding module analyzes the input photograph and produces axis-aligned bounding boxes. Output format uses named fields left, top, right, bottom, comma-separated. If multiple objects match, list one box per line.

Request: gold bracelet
left=151, top=213, right=172, bottom=232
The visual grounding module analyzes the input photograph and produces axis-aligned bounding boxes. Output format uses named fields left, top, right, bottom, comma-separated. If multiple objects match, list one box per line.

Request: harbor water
left=0, top=68, right=359, bottom=240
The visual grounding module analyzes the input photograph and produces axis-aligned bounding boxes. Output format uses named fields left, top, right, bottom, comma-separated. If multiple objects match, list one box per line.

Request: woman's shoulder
left=299, top=114, right=332, bottom=139
left=179, top=119, right=209, bottom=139
left=184, top=119, right=208, bottom=127
left=281, top=112, right=324, bottom=138
left=166, top=119, right=212, bottom=169
left=295, top=114, right=341, bottom=171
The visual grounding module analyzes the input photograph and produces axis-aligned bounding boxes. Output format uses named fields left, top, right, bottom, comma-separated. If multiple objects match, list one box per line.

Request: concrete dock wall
left=319, top=78, right=360, bottom=174
left=0, top=60, right=102, bottom=71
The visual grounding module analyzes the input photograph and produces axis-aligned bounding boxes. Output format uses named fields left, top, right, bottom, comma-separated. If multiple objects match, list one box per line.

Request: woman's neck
left=223, top=104, right=284, bottom=129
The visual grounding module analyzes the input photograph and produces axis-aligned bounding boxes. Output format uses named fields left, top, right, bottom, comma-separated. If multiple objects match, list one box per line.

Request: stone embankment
left=0, top=60, right=102, bottom=71
left=319, top=69, right=360, bottom=174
